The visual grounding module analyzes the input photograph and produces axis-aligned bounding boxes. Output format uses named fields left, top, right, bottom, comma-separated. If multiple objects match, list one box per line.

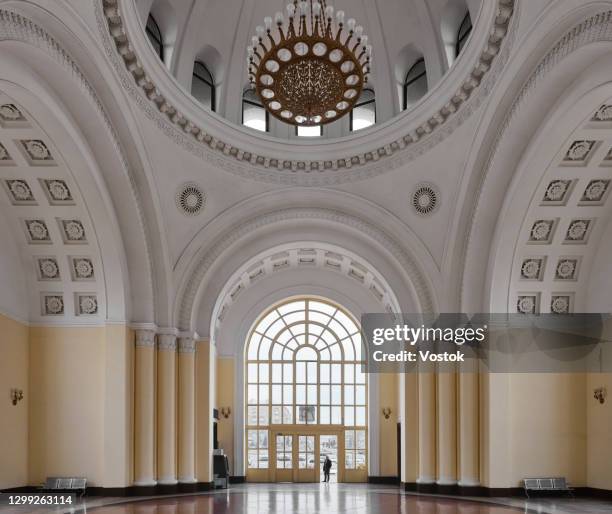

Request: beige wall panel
left=215, top=356, right=235, bottom=473
left=0, top=314, right=29, bottom=489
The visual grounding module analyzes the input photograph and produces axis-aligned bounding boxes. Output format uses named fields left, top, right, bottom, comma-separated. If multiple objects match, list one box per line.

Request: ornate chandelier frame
left=247, top=1, right=372, bottom=127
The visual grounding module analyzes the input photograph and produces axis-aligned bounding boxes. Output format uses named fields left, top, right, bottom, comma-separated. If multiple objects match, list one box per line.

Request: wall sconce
left=382, top=407, right=392, bottom=419
left=594, top=387, right=607, bottom=404
left=11, top=389, right=23, bottom=406
left=220, top=407, right=231, bottom=419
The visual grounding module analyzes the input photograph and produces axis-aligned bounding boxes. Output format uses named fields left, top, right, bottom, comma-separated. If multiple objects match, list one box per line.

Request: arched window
left=246, top=298, right=367, bottom=472
left=455, top=12, right=473, bottom=58
left=403, top=58, right=427, bottom=110
left=145, top=14, right=163, bottom=60
left=350, top=89, right=376, bottom=131
left=192, top=61, right=215, bottom=111
left=242, top=89, right=268, bottom=132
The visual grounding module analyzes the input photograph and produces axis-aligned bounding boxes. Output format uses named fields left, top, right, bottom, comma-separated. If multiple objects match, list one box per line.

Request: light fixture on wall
left=594, top=387, right=607, bottom=404
left=11, top=388, right=23, bottom=406
left=382, top=407, right=392, bottom=419
left=247, top=1, right=372, bottom=127
left=220, top=407, right=231, bottom=419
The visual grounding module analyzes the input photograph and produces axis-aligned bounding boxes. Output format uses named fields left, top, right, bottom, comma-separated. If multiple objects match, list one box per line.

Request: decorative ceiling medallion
left=579, top=179, right=610, bottom=205
left=70, top=256, right=95, bottom=281
left=564, top=219, right=593, bottom=244
left=517, top=294, right=539, bottom=314
left=555, top=258, right=579, bottom=281
left=411, top=183, right=439, bottom=216
left=24, top=219, right=51, bottom=244
left=528, top=219, right=557, bottom=244
left=59, top=219, right=87, bottom=244
left=3, top=179, right=36, bottom=205
left=541, top=179, right=573, bottom=205
left=520, top=257, right=545, bottom=281
left=550, top=294, right=572, bottom=314
left=42, top=293, right=64, bottom=316
left=592, top=104, right=612, bottom=122
left=176, top=183, right=205, bottom=216
left=561, top=140, right=598, bottom=166
left=75, top=293, right=98, bottom=316
left=247, top=1, right=370, bottom=126
left=0, top=103, right=27, bottom=127
left=36, top=257, right=60, bottom=281
left=98, top=0, right=515, bottom=182
left=18, top=139, right=55, bottom=165
left=41, top=179, right=74, bottom=205
left=0, top=142, right=13, bottom=164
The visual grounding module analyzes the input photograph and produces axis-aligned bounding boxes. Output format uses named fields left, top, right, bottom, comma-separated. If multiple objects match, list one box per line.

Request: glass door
left=274, top=434, right=293, bottom=482
left=319, top=435, right=338, bottom=482
left=297, top=434, right=316, bottom=482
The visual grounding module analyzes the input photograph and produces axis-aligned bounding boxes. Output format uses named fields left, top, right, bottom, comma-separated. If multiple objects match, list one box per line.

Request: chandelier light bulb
left=251, top=35, right=259, bottom=47
left=336, top=10, right=345, bottom=24
left=287, top=3, right=295, bottom=17
left=347, top=18, right=356, bottom=31
left=255, top=26, right=265, bottom=38
left=361, top=35, right=368, bottom=47
left=299, top=1, right=308, bottom=16
left=354, top=26, right=363, bottom=39
left=275, top=12, right=284, bottom=25
left=264, top=17, right=273, bottom=30
left=312, top=2, right=321, bottom=16
left=325, top=5, right=334, bottom=19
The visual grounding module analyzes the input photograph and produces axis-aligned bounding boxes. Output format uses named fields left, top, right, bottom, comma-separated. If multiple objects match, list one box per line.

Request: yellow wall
left=195, top=339, right=215, bottom=483
left=216, top=356, right=235, bottom=474
left=587, top=372, right=612, bottom=490
left=0, top=313, right=29, bottom=489
left=379, top=373, right=398, bottom=476
left=483, top=373, right=587, bottom=488
left=28, top=325, right=133, bottom=487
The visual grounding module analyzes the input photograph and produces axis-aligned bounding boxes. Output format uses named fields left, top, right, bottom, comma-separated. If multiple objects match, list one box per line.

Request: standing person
left=322, top=455, right=332, bottom=482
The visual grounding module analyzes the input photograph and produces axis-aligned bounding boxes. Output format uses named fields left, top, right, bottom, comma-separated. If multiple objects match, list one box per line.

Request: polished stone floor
left=3, top=484, right=612, bottom=514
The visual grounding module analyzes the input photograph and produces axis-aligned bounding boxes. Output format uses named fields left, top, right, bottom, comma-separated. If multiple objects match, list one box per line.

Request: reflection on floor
left=3, top=484, right=612, bottom=514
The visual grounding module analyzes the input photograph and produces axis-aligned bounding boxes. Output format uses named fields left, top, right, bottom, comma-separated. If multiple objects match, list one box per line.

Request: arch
left=403, top=58, right=428, bottom=111
left=192, top=60, right=216, bottom=112
left=440, top=0, right=471, bottom=67
left=148, top=0, right=178, bottom=67
left=242, top=87, right=267, bottom=132
left=145, top=14, right=163, bottom=60
left=173, top=190, right=439, bottom=334
left=454, top=5, right=612, bottom=314
left=0, top=4, right=173, bottom=324
left=244, top=297, right=368, bottom=473
left=350, top=89, right=376, bottom=132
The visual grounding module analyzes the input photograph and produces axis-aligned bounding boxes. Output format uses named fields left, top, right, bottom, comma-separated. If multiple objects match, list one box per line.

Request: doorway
left=319, top=434, right=338, bottom=483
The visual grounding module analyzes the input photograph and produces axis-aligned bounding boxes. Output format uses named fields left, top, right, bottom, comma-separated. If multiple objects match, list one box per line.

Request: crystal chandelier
left=247, top=1, right=372, bottom=127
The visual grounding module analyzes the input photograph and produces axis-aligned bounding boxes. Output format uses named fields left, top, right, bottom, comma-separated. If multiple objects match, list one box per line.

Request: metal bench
left=41, top=477, right=87, bottom=497
left=523, top=477, right=574, bottom=498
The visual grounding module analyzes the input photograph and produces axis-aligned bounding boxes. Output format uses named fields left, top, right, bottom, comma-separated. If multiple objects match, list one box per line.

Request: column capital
left=135, top=329, right=156, bottom=347
left=158, top=333, right=177, bottom=351
left=178, top=336, right=196, bottom=353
